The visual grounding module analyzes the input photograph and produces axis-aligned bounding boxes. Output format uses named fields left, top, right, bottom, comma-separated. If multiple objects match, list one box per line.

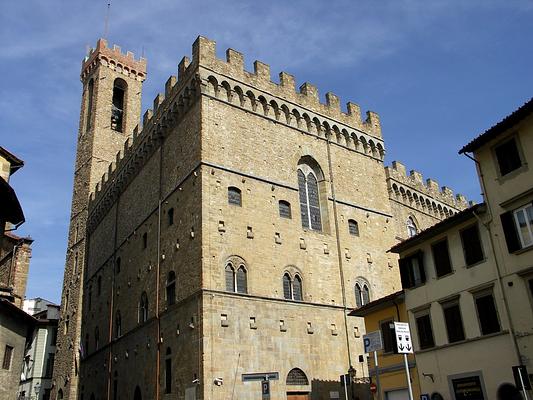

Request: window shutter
left=500, top=211, right=521, bottom=252
left=399, top=258, right=412, bottom=289
left=298, top=170, right=310, bottom=229
left=283, top=274, right=292, bottom=299
left=417, top=252, right=426, bottom=284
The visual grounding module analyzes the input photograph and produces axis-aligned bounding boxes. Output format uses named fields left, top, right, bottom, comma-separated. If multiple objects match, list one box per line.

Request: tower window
left=139, top=292, right=148, bottom=323
left=355, top=281, right=370, bottom=308
left=168, top=208, right=174, bottom=226
left=228, top=187, right=242, bottom=206
left=407, top=217, right=418, bottom=238
left=297, top=157, right=326, bottom=232
left=166, top=271, right=176, bottom=306
left=282, top=273, right=303, bottom=301
left=111, top=78, right=127, bottom=132
left=165, top=348, right=172, bottom=394
left=85, top=79, right=94, bottom=133
left=348, top=219, right=359, bottom=236
left=279, top=200, right=292, bottom=219
left=224, top=258, right=248, bottom=294
left=115, top=310, right=122, bottom=338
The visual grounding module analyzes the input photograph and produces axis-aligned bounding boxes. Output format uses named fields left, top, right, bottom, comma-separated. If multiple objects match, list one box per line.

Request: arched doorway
left=57, top=389, right=63, bottom=400
left=134, top=386, right=142, bottom=400
left=286, top=368, right=310, bottom=400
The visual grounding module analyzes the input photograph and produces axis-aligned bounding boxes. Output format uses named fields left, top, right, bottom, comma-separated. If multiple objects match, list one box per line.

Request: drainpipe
left=462, top=152, right=522, bottom=365
left=326, top=134, right=354, bottom=375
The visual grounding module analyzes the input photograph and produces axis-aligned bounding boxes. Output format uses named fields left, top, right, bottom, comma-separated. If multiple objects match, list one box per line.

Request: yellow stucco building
left=351, top=291, right=421, bottom=400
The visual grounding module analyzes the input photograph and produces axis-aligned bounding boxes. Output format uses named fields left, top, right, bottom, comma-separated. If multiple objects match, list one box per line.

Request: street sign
left=242, top=372, right=279, bottom=382
left=262, top=380, right=270, bottom=400
left=363, top=331, right=383, bottom=353
left=394, top=322, right=413, bottom=354
left=420, top=395, right=430, bottom=400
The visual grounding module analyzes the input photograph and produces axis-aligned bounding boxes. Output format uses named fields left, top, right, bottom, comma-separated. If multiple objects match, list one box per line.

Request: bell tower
left=52, top=39, right=146, bottom=400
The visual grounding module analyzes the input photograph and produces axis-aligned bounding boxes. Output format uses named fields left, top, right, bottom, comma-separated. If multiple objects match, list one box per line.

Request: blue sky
left=2, top=0, right=532, bottom=303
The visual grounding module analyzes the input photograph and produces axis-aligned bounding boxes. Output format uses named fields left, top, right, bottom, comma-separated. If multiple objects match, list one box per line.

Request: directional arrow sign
left=394, top=322, right=413, bottom=354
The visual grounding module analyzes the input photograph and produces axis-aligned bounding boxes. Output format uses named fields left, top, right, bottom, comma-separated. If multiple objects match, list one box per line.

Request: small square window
left=228, top=187, right=242, bottom=206
left=279, top=200, right=292, bottom=219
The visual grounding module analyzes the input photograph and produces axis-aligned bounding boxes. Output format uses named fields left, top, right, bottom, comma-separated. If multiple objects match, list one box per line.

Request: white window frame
left=513, top=204, right=533, bottom=248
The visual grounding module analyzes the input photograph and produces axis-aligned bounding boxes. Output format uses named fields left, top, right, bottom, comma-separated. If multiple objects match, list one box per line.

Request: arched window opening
left=168, top=208, right=174, bottom=226
left=133, top=386, right=142, bottom=400
left=279, top=200, right=292, bottom=219
left=236, top=266, right=247, bottom=294
left=283, top=273, right=292, bottom=299
left=355, top=284, right=362, bottom=308
left=297, top=159, right=325, bottom=232
left=94, top=327, right=99, bottom=350
left=97, top=275, right=102, bottom=296
left=139, top=292, right=148, bottom=323
left=58, top=389, right=64, bottom=400
left=225, top=258, right=248, bottom=294
left=165, top=347, right=172, bottom=394
left=166, top=271, right=176, bottom=306
left=407, top=217, right=418, bottom=238
left=293, top=275, right=303, bottom=301
left=225, top=264, right=235, bottom=292
left=115, top=311, right=122, bottom=338
left=111, top=78, right=127, bottom=132
left=287, top=368, right=309, bottom=385
left=115, top=257, right=121, bottom=274
left=362, top=284, right=370, bottom=305
left=348, top=219, right=359, bottom=236
left=283, top=273, right=303, bottom=301
left=85, top=79, right=94, bottom=133
left=73, top=253, right=79, bottom=277
left=64, top=315, right=69, bottom=335
left=228, top=186, right=242, bottom=206
left=88, top=285, right=92, bottom=310
left=355, top=280, right=371, bottom=308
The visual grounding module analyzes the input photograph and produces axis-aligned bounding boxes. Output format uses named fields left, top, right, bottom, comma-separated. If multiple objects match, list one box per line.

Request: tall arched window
left=133, top=386, right=142, bottom=400
left=115, top=257, right=121, bottom=274
left=85, top=79, right=94, bottom=132
left=97, top=275, right=102, bottom=296
left=111, top=78, right=127, bottom=132
left=283, top=274, right=292, bottom=299
left=407, top=217, right=418, bottom=238
left=287, top=368, right=309, bottom=385
left=293, top=275, right=303, bottom=301
left=139, top=292, right=148, bottom=323
left=224, top=257, right=248, bottom=294
left=166, top=271, right=176, bottom=306
left=282, top=273, right=303, bottom=301
left=165, top=347, right=172, bottom=394
left=115, top=311, right=122, bottom=338
left=297, top=158, right=326, bottom=232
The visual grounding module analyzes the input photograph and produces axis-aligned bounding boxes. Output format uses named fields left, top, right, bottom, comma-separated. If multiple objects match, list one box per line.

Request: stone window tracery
left=224, top=257, right=247, bottom=294
left=297, top=159, right=325, bottom=232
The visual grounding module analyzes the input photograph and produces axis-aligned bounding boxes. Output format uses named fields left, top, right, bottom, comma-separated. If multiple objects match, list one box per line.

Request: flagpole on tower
left=103, top=2, right=111, bottom=39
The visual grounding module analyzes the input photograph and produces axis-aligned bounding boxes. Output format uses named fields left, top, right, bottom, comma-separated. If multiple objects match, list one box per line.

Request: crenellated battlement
left=87, top=35, right=387, bottom=229
left=190, top=36, right=382, bottom=139
left=81, top=38, right=147, bottom=81
left=385, top=161, right=471, bottom=218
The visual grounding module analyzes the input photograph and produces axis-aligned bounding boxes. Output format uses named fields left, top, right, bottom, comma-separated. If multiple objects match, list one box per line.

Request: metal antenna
left=103, top=2, right=111, bottom=39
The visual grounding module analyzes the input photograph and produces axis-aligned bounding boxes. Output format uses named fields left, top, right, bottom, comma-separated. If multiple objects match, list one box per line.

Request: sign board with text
left=262, top=380, right=270, bottom=400
left=394, top=322, right=413, bottom=354
left=363, top=330, right=383, bottom=353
